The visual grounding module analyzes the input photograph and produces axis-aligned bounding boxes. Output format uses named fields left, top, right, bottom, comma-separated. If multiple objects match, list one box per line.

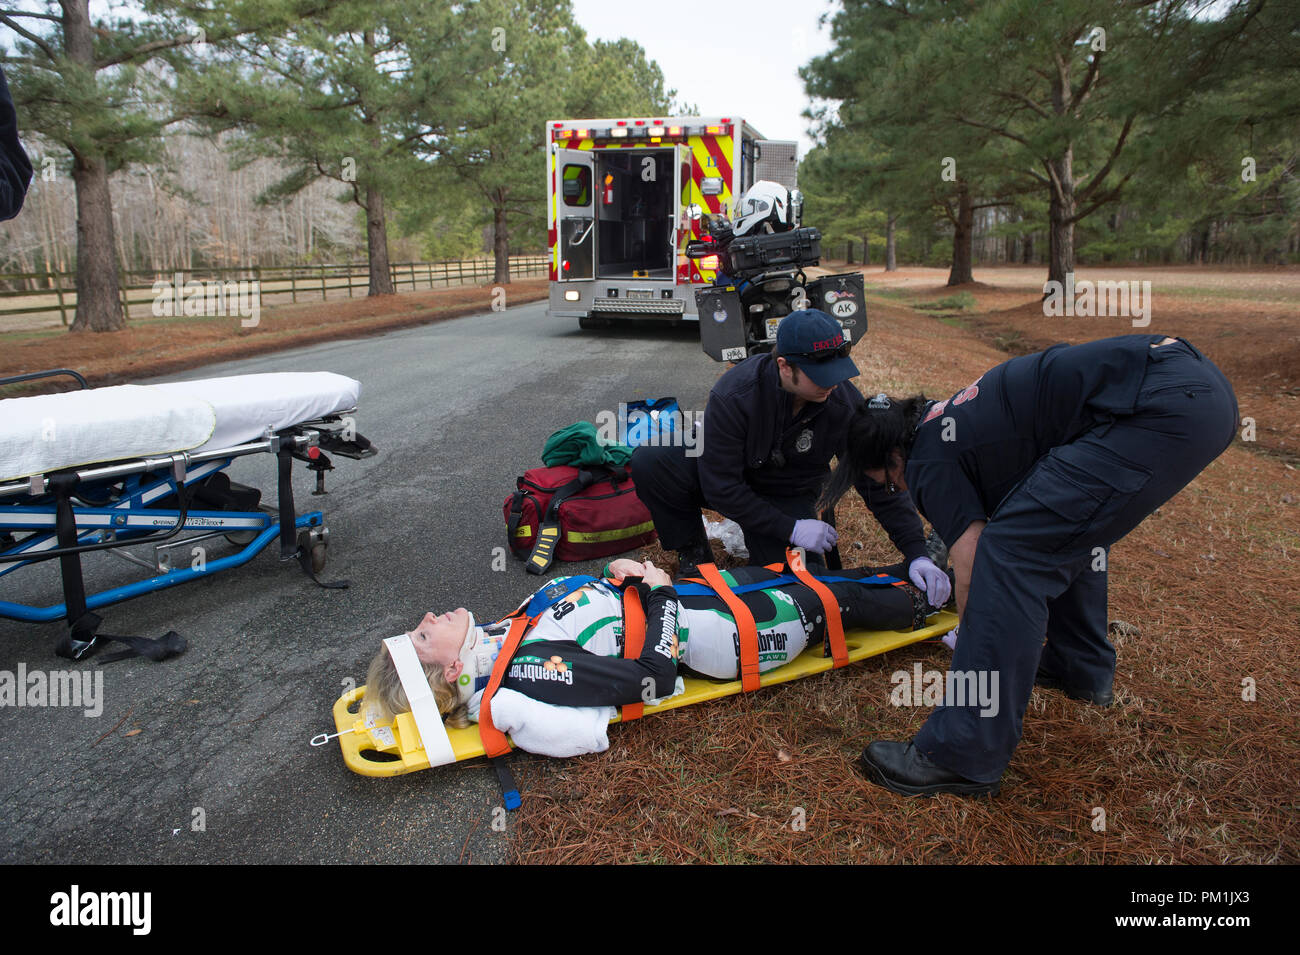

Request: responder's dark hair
left=819, top=395, right=928, bottom=512
left=771, top=348, right=801, bottom=384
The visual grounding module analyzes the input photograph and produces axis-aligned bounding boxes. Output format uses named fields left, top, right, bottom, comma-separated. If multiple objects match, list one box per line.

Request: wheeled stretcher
left=0, top=369, right=376, bottom=660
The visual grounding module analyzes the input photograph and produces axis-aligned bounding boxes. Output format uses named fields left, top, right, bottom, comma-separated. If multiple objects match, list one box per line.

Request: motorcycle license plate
left=764, top=317, right=782, bottom=341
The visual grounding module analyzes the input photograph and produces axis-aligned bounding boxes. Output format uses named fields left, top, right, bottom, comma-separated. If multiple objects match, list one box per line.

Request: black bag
left=723, top=227, right=822, bottom=276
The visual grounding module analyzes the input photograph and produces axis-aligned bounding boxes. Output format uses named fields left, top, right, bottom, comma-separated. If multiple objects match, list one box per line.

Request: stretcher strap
left=671, top=571, right=903, bottom=597
left=526, top=471, right=595, bottom=576
left=697, top=563, right=761, bottom=693
left=786, top=548, right=848, bottom=669
left=383, top=635, right=456, bottom=768
left=276, top=446, right=298, bottom=560
left=477, top=614, right=530, bottom=760
left=619, top=587, right=647, bottom=722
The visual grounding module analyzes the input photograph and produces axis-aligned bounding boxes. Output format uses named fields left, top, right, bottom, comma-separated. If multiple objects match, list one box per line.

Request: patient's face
left=409, top=609, right=471, bottom=667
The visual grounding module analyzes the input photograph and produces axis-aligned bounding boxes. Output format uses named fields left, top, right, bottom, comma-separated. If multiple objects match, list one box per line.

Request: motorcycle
left=685, top=201, right=867, bottom=362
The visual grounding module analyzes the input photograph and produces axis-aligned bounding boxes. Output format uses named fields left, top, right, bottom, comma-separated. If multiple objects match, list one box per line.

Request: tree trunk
left=946, top=185, right=974, bottom=286
left=65, top=0, right=124, bottom=332
left=1022, top=234, right=1033, bottom=264
left=68, top=148, right=124, bottom=332
left=365, top=185, right=393, bottom=295
left=861, top=233, right=870, bottom=266
left=885, top=214, right=897, bottom=271
left=845, top=240, right=854, bottom=265
left=1046, top=153, right=1076, bottom=287
left=492, top=201, right=510, bottom=284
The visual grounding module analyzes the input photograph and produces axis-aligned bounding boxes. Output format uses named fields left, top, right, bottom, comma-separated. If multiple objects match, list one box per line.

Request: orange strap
left=697, top=562, right=762, bottom=692
left=786, top=548, right=848, bottom=669
left=619, top=586, right=647, bottom=721
left=476, top=614, right=530, bottom=759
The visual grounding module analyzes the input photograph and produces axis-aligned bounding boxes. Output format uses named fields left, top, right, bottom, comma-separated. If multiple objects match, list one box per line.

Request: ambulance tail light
left=700, top=255, right=720, bottom=270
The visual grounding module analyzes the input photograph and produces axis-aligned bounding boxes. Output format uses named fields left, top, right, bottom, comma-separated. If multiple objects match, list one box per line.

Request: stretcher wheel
left=297, top=527, right=328, bottom=573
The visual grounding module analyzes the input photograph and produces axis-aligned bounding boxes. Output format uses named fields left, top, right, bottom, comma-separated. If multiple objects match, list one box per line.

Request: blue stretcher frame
left=0, top=493, right=325, bottom=624
left=0, top=368, right=372, bottom=657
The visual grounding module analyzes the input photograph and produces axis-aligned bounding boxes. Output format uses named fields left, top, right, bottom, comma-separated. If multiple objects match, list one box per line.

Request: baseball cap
left=775, top=309, right=860, bottom=387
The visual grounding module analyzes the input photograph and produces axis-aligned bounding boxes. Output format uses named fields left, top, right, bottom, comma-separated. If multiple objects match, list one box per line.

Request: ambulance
left=545, top=116, right=798, bottom=328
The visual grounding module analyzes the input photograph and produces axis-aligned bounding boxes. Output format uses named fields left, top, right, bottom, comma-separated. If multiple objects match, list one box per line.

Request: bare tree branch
left=0, top=13, right=60, bottom=62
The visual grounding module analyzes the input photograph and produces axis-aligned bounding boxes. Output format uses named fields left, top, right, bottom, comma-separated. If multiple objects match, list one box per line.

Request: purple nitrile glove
left=790, top=519, right=838, bottom=554
left=942, top=624, right=959, bottom=651
left=908, top=556, right=952, bottom=608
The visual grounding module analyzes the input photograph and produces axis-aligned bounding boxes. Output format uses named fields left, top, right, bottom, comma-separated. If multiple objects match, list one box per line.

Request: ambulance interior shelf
left=596, top=150, right=674, bottom=279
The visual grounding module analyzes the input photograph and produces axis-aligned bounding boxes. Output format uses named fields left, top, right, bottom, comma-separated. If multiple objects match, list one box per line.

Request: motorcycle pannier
left=804, top=272, right=867, bottom=345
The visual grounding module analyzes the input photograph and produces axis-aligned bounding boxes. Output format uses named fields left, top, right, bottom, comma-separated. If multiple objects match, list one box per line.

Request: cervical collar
left=453, top=613, right=511, bottom=704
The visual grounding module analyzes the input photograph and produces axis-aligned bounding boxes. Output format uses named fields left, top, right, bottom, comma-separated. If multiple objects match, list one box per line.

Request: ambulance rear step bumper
left=593, top=300, right=686, bottom=315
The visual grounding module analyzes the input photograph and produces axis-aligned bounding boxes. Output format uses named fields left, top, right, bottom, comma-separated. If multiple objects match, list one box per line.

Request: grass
left=507, top=273, right=1299, bottom=865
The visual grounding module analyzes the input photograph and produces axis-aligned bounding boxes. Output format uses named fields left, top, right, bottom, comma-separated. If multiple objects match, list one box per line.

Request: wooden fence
left=0, top=255, right=550, bottom=328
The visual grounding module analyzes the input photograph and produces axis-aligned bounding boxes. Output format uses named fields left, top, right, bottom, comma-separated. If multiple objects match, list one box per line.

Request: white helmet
left=732, top=180, right=792, bottom=237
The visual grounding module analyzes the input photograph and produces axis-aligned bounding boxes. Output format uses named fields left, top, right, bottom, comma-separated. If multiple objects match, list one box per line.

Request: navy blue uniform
left=906, top=335, right=1238, bottom=783
left=0, top=67, right=32, bottom=221
left=632, top=353, right=929, bottom=568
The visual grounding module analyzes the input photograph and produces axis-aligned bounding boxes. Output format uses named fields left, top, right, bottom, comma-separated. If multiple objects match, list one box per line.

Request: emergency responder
left=632, top=308, right=951, bottom=608
left=822, top=334, right=1239, bottom=797
left=0, top=66, right=32, bottom=221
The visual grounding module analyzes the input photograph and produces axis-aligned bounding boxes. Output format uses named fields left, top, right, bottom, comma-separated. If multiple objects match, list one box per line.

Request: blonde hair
left=363, top=644, right=472, bottom=729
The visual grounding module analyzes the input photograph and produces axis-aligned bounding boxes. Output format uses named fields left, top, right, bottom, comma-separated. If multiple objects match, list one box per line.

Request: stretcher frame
left=332, top=609, right=958, bottom=778
left=0, top=368, right=373, bottom=659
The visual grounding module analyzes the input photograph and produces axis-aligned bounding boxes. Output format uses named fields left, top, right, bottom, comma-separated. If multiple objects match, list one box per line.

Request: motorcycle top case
left=805, top=272, right=867, bottom=345
left=504, top=464, right=657, bottom=565
left=722, top=226, right=822, bottom=276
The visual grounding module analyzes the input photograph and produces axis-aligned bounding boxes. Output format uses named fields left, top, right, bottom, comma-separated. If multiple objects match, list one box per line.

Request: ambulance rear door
left=555, top=147, right=595, bottom=282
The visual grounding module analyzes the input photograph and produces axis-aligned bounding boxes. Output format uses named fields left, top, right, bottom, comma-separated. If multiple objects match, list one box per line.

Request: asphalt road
left=0, top=301, right=718, bottom=864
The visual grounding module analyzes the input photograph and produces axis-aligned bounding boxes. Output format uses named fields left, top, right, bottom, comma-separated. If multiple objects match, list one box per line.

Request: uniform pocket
left=1014, top=445, right=1152, bottom=554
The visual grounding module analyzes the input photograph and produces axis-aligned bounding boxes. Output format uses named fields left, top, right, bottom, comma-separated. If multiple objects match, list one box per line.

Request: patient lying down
left=364, top=558, right=935, bottom=757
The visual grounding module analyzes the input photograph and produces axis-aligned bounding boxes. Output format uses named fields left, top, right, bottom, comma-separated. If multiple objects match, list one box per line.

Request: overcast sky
left=568, top=0, right=840, bottom=157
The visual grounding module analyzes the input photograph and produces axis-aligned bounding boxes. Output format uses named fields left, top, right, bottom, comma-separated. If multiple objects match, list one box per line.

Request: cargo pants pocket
left=1011, top=444, right=1153, bottom=555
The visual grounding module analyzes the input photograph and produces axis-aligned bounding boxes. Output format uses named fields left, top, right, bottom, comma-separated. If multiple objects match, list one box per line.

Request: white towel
left=469, top=688, right=614, bottom=758
left=0, top=385, right=215, bottom=482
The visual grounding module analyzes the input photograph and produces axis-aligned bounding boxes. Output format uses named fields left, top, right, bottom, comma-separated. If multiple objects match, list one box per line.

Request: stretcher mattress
left=0, top=372, right=360, bottom=483
left=332, top=609, right=959, bottom=777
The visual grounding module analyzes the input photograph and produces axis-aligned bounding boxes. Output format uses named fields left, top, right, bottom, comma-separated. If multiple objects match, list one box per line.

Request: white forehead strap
left=382, top=634, right=456, bottom=767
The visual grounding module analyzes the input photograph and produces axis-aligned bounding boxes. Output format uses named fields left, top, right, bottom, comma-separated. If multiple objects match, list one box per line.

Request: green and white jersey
left=516, top=577, right=629, bottom=656
left=676, top=570, right=813, bottom=680
left=514, top=573, right=811, bottom=680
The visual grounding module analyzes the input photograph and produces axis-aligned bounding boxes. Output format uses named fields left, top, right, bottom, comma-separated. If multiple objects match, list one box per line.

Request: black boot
left=674, top=539, right=715, bottom=577
left=1034, top=666, right=1115, bottom=707
left=860, top=740, right=1000, bottom=798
